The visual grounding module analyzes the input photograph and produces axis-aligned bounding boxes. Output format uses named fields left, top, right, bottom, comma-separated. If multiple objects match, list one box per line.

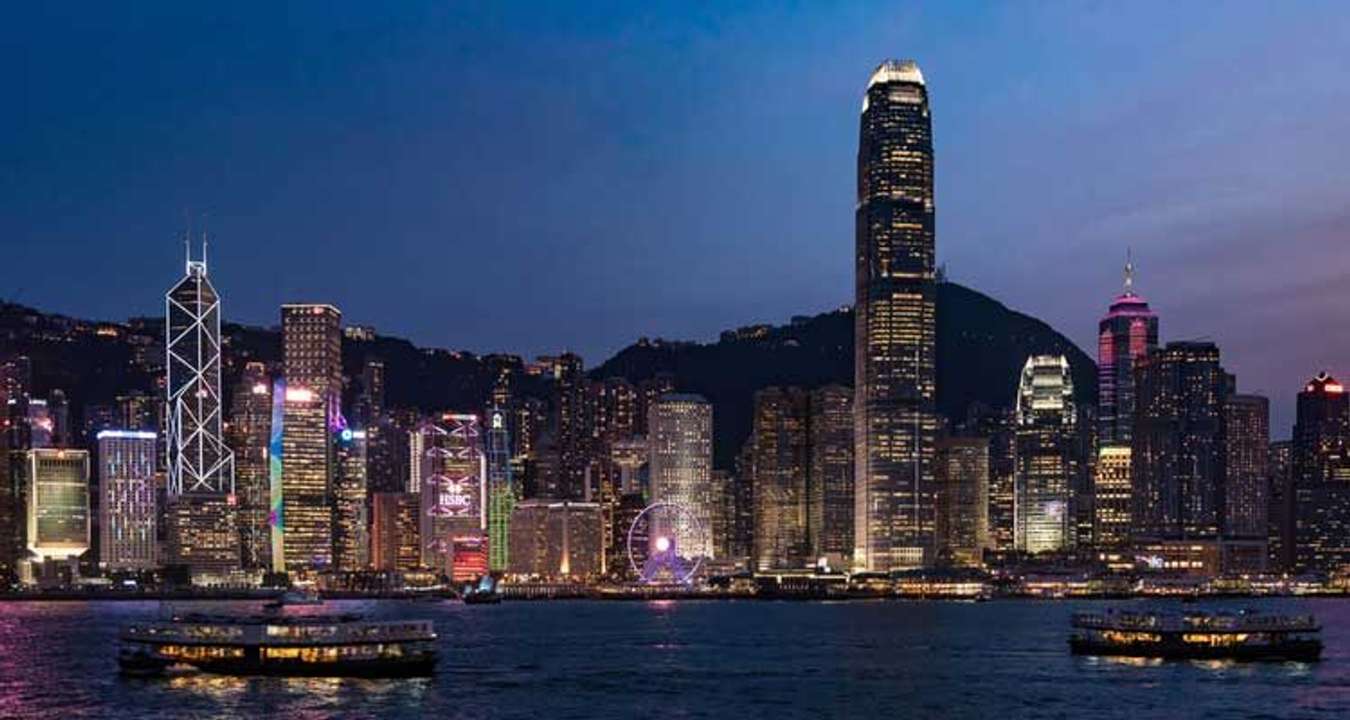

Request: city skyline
left=3, top=3, right=1348, bottom=439
left=4, top=7, right=1350, bottom=717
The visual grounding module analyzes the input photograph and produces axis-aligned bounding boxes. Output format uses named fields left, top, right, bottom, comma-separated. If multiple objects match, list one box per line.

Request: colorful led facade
left=1097, top=256, right=1159, bottom=446
left=1014, top=355, right=1077, bottom=554
left=486, top=407, right=515, bottom=573
left=854, top=59, right=938, bottom=571
left=267, top=378, right=285, bottom=572
left=416, top=414, right=485, bottom=577
left=97, top=430, right=158, bottom=570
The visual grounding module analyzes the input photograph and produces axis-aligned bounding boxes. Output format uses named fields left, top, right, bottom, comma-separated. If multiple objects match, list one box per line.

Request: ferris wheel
left=626, top=501, right=706, bottom=584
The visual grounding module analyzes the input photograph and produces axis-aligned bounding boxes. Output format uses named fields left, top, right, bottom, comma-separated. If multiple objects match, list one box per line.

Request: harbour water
left=2, top=598, right=1349, bottom=718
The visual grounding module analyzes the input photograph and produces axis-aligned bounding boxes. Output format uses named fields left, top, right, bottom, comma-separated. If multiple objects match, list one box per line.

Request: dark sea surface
left=1, top=597, right=1349, bottom=719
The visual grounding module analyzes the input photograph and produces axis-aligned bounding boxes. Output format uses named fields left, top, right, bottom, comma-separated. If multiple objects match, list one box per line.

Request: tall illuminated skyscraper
left=1224, top=394, right=1269, bottom=539
left=1092, top=446, right=1133, bottom=547
left=1093, top=257, right=1158, bottom=551
left=810, top=384, right=854, bottom=565
left=648, top=394, right=714, bottom=561
left=1292, top=372, right=1350, bottom=572
left=1132, top=342, right=1229, bottom=542
left=854, top=59, right=937, bottom=571
left=280, top=304, right=342, bottom=571
left=227, top=362, right=272, bottom=569
left=165, top=243, right=238, bottom=575
left=97, top=430, right=158, bottom=571
left=1014, top=355, right=1078, bottom=554
left=1098, top=256, right=1159, bottom=445
left=370, top=492, right=419, bottom=572
left=1268, top=440, right=1295, bottom=570
left=751, top=387, right=810, bottom=571
left=1223, top=393, right=1270, bottom=572
left=486, top=407, right=515, bottom=573
left=415, top=414, right=485, bottom=577
left=332, top=428, right=368, bottom=571
left=935, top=437, right=989, bottom=567
left=21, top=448, right=90, bottom=582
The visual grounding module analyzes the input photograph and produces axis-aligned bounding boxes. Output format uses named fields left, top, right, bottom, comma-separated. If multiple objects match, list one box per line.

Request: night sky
left=3, top=2, right=1348, bottom=436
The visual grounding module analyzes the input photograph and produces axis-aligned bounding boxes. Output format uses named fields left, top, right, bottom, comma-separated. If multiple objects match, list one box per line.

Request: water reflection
left=0, top=598, right=1347, bottom=718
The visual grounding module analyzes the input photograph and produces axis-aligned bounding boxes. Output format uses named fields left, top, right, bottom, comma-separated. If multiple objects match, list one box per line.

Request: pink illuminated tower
left=1097, top=253, right=1159, bottom=445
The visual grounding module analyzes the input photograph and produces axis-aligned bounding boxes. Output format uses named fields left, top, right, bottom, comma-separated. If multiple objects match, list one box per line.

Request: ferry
left=1070, top=608, right=1322, bottom=661
left=119, top=612, right=438, bottom=677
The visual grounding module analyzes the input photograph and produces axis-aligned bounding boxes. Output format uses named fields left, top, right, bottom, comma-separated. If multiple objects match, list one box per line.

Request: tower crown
left=867, top=59, right=925, bottom=89
left=1305, top=372, right=1344, bottom=394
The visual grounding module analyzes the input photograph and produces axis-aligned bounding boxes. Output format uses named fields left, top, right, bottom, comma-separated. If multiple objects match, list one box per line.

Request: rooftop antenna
left=1123, top=247, right=1135, bottom=294
left=183, top=209, right=193, bottom=272
left=200, top=211, right=209, bottom=273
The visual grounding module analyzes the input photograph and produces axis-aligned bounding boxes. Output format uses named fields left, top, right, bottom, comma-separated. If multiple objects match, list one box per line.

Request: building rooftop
left=1305, top=372, right=1344, bottom=394
left=867, top=59, right=925, bottom=89
left=658, top=393, right=709, bottom=405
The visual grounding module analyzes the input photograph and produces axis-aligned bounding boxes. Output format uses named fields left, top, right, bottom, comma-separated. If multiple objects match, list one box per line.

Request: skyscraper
left=97, top=430, right=158, bottom=571
left=1292, top=372, right=1350, bottom=573
left=648, top=394, right=714, bottom=561
left=165, top=244, right=237, bottom=575
left=957, top=405, right=1016, bottom=553
left=22, top=448, right=90, bottom=578
left=552, top=352, right=588, bottom=501
left=1268, top=440, right=1295, bottom=570
left=1131, top=342, right=1229, bottom=542
left=370, top=491, right=420, bottom=572
left=1097, top=255, right=1160, bottom=446
left=486, top=406, right=515, bottom=573
left=1223, top=393, right=1270, bottom=572
left=280, top=304, right=342, bottom=572
left=227, top=362, right=272, bottom=570
left=1092, top=256, right=1158, bottom=553
left=1014, top=356, right=1078, bottom=554
left=1093, top=446, right=1133, bottom=547
left=332, top=428, right=368, bottom=571
left=1224, top=394, right=1270, bottom=539
left=356, top=359, right=385, bottom=425
left=751, top=387, right=810, bottom=571
left=854, top=59, right=937, bottom=571
left=935, top=437, right=990, bottom=566
left=416, top=414, right=485, bottom=577
left=507, top=499, right=604, bottom=580
left=810, top=384, right=854, bottom=564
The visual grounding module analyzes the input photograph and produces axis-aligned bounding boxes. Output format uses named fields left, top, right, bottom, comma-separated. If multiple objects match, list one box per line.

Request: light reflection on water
left=0, top=598, right=1347, bottom=718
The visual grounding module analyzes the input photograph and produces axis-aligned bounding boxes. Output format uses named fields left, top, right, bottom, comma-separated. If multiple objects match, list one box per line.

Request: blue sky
left=3, top=1, right=1348, bottom=434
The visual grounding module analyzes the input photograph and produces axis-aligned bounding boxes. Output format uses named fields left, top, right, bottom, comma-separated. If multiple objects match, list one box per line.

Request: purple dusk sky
left=2, top=2, right=1347, bottom=435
